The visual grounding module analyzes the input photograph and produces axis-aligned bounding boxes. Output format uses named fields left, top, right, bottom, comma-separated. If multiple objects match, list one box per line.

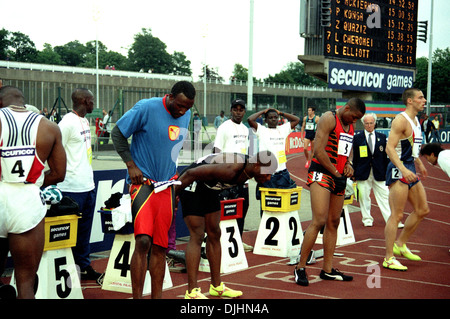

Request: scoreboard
left=323, top=0, right=418, bottom=68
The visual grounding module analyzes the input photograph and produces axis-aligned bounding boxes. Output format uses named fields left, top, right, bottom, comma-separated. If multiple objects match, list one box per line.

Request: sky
left=1, top=0, right=449, bottom=81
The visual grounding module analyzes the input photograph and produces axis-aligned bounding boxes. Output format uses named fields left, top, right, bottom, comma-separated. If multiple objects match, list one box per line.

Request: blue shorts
left=386, top=161, right=420, bottom=189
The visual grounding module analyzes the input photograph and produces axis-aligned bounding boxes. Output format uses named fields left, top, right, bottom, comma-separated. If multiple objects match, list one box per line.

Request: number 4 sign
left=102, top=234, right=172, bottom=294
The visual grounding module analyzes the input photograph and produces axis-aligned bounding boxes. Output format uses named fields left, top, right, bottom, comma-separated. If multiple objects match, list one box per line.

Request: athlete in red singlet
left=294, top=98, right=365, bottom=287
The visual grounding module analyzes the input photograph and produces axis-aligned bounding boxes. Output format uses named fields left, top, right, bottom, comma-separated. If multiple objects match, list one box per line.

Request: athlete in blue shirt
left=112, top=81, right=195, bottom=298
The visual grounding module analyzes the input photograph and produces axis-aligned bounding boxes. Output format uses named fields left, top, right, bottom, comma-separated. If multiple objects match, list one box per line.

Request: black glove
left=333, top=175, right=347, bottom=194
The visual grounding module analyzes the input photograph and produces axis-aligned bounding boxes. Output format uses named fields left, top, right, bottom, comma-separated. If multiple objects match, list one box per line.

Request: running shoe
left=185, top=287, right=208, bottom=299
left=294, top=267, right=309, bottom=286
left=319, top=268, right=353, bottom=281
left=393, top=243, right=421, bottom=261
left=79, top=265, right=103, bottom=282
left=209, top=282, right=242, bottom=298
left=305, top=161, right=310, bottom=168
left=383, top=256, right=407, bottom=271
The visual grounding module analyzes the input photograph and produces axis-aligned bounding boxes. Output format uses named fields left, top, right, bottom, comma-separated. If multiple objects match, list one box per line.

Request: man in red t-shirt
left=294, top=98, right=365, bottom=286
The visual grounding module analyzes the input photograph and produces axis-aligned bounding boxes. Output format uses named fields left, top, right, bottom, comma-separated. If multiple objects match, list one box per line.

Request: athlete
left=420, top=143, right=450, bottom=178
left=111, top=81, right=195, bottom=299
left=294, top=98, right=365, bottom=286
left=176, top=151, right=277, bottom=299
left=301, top=107, right=320, bottom=168
left=383, top=88, right=429, bottom=271
left=0, top=86, right=66, bottom=298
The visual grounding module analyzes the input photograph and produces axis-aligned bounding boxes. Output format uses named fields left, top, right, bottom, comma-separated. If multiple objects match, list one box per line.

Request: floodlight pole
left=248, top=0, right=254, bottom=111
left=426, top=0, right=434, bottom=115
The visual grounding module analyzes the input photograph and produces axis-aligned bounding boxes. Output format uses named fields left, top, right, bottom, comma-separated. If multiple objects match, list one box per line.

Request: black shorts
left=180, top=181, right=222, bottom=217
left=305, top=130, right=316, bottom=140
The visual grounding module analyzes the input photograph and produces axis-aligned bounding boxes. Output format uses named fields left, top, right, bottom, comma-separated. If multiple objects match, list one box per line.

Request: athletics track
left=77, top=151, right=450, bottom=302
left=3, top=150, right=448, bottom=313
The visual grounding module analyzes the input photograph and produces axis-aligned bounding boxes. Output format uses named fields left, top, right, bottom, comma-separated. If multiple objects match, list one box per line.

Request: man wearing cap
left=213, top=99, right=252, bottom=251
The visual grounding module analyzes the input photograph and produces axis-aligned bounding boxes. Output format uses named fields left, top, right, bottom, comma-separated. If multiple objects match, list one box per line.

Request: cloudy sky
left=1, top=0, right=448, bottom=80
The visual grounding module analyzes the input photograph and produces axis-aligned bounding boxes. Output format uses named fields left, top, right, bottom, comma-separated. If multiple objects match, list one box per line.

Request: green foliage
left=0, top=27, right=192, bottom=76
left=414, top=48, right=450, bottom=104
left=264, top=62, right=326, bottom=87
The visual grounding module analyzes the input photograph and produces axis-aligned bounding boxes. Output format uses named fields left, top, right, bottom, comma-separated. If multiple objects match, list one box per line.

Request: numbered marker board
left=199, top=219, right=248, bottom=274
left=254, top=210, right=303, bottom=258
left=102, top=234, right=172, bottom=294
left=11, top=248, right=83, bottom=299
left=315, top=205, right=355, bottom=246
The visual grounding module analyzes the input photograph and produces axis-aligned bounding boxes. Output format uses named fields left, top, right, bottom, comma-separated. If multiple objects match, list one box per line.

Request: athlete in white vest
left=383, top=88, right=429, bottom=272
left=0, top=86, right=66, bottom=298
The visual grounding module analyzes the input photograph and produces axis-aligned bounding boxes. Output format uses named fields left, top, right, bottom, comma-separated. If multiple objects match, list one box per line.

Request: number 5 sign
left=11, top=248, right=83, bottom=299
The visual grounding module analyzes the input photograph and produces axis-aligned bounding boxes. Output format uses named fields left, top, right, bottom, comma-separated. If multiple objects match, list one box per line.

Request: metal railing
left=0, top=60, right=193, bottom=82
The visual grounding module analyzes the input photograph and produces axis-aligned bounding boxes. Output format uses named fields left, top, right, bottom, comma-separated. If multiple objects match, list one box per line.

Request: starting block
left=101, top=233, right=172, bottom=295
left=253, top=209, right=303, bottom=257
left=10, top=215, right=83, bottom=299
left=315, top=205, right=355, bottom=246
left=199, top=198, right=248, bottom=274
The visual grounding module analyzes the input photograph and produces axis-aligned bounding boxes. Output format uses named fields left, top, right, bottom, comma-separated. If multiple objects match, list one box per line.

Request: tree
left=80, top=40, right=128, bottom=70
left=35, top=43, right=64, bottom=65
left=171, top=51, right=192, bottom=76
left=0, top=30, right=38, bottom=62
left=54, top=40, right=88, bottom=66
left=264, top=62, right=326, bottom=87
left=414, top=48, right=450, bottom=104
left=199, top=64, right=224, bottom=82
left=127, top=28, right=174, bottom=73
left=231, top=63, right=249, bottom=81
left=0, top=28, right=10, bottom=60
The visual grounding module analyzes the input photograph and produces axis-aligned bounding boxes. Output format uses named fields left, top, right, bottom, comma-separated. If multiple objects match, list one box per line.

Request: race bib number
left=413, top=136, right=423, bottom=158
left=392, top=167, right=402, bottom=179
left=185, top=181, right=197, bottom=192
left=305, top=122, right=315, bottom=130
left=338, top=133, right=353, bottom=157
left=312, top=172, right=323, bottom=182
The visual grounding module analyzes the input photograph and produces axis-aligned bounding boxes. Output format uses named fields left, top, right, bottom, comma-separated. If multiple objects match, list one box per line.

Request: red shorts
left=307, top=170, right=346, bottom=196
left=129, top=181, right=175, bottom=248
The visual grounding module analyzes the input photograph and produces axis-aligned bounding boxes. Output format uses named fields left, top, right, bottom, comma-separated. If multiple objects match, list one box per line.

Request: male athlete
left=383, top=88, right=429, bottom=271
left=111, top=81, right=195, bottom=298
left=294, top=98, right=365, bottom=286
left=0, top=86, right=66, bottom=298
left=301, top=107, right=320, bottom=168
left=176, top=151, right=277, bottom=299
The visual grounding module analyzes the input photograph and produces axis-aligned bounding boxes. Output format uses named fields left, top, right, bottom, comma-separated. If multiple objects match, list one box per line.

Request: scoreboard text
left=323, top=0, right=418, bottom=68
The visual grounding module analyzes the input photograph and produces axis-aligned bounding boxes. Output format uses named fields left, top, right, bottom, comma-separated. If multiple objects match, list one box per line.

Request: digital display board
left=323, top=0, right=418, bottom=68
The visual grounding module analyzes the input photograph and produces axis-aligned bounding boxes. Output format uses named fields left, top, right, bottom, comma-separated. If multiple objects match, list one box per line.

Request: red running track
left=77, top=151, right=450, bottom=302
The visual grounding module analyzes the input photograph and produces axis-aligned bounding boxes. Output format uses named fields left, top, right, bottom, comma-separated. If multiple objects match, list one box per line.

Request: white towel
left=111, top=195, right=132, bottom=231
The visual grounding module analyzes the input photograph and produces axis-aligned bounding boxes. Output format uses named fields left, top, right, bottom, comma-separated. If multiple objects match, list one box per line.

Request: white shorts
left=0, top=182, right=46, bottom=238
